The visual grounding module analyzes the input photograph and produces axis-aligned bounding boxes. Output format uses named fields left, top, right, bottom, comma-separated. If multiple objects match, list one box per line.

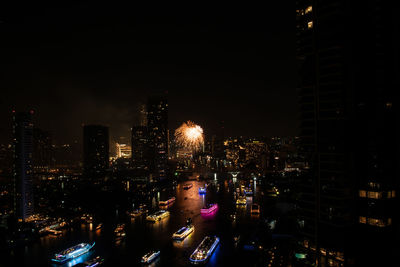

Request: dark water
left=4, top=179, right=271, bottom=267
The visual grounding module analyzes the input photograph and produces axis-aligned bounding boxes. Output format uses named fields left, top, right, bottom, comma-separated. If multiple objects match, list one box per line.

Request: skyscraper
left=13, top=111, right=34, bottom=221
left=32, top=128, right=53, bottom=172
left=296, top=1, right=398, bottom=266
left=147, top=96, right=168, bottom=181
left=131, top=126, right=149, bottom=170
left=83, top=125, right=109, bottom=177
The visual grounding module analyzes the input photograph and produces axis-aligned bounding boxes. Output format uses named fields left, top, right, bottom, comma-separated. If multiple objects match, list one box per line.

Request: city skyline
left=0, top=1, right=398, bottom=267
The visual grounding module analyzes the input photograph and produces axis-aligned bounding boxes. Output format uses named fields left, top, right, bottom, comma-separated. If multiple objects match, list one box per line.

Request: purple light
left=201, top=204, right=218, bottom=219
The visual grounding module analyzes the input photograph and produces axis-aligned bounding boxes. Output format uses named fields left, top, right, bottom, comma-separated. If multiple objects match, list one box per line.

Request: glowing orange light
left=175, top=121, right=204, bottom=152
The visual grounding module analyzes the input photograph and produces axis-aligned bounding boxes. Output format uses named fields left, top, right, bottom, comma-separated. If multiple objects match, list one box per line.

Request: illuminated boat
left=251, top=204, right=260, bottom=214
left=141, top=250, right=160, bottom=264
left=244, top=188, right=253, bottom=195
left=48, top=229, right=63, bottom=236
left=201, top=204, right=218, bottom=214
left=84, top=256, right=104, bottom=266
left=172, top=225, right=194, bottom=240
left=198, top=187, right=206, bottom=194
left=146, top=210, right=170, bottom=222
left=183, top=184, right=193, bottom=190
left=114, top=224, right=126, bottom=239
left=52, top=242, right=95, bottom=263
left=130, top=209, right=144, bottom=218
left=159, top=197, right=176, bottom=206
left=236, top=196, right=246, bottom=206
left=189, top=236, right=219, bottom=264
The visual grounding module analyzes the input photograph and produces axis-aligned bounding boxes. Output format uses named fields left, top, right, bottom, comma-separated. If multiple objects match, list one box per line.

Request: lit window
left=368, top=191, right=381, bottom=199
left=359, top=190, right=367, bottom=198
left=368, top=218, right=379, bottom=226
left=308, top=21, right=313, bottom=29
left=367, top=218, right=391, bottom=227
left=359, top=216, right=367, bottom=224
left=305, top=6, right=312, bottom=14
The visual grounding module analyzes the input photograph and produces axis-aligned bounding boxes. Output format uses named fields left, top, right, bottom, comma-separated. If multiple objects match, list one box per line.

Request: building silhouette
left=147, top=96, right=168, bottom=181
left=296, top=1, right=398, bottom=266
left=13, top=111, right=34, bottom=221
left=131, top=126, right=150, bottom=171
left=83, top=125, right=109, bottom=177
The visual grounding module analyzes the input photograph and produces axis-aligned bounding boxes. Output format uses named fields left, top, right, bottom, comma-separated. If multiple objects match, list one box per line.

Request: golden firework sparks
left=175, top=121, right=204, bottom=152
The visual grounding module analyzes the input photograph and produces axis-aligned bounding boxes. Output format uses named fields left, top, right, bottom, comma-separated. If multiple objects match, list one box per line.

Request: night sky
left=0, top=2, right=298, bottom=144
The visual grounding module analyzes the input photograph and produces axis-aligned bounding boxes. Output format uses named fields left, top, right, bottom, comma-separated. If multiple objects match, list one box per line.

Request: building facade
left=13, top=111, right=34, bottom=221
left=83, top=125, right=109, bottom=177
left=131, top=126, right=150, bottom=171
left=147, top=96, right=168, bottom=180
left=296, top=1, right=398, bottom=266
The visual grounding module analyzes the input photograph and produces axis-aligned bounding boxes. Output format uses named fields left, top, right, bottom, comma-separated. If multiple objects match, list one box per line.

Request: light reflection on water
left=207, top=242, right=221, bottom=267
left=9, top=179, right=271, bottom=267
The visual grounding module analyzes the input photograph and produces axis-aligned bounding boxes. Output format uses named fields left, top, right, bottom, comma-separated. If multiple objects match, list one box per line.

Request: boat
left=80, top=214, right=94, bottom=224
left=172, top=225, right=194, bottom=240
left=114, top=224, right=126, bottom=239
left=130, top=209, right=144, bottom=218
left=233, top=234, right=240, bottom=243
left=251, top=204, right=260, bottom=214
left=244, top=188, right=253, bottom=195
left=48, top=229, right=63, bottom=236
left=198, top=187, right=206, bottom=194
left=189, top=236, right=219, bottom=264
left=146, top=210, right=170, bottom=222
left=236, top=196, right=247, bottom=206
left=183, top=184, right=193, bottom=190
left=84, top=256, right=104, bottom=266
left=139, top=204, right=148, bottom=210
left=159, top=197, right=176, bottom=206
left=51, top=242, right=95, bottom=263
left=201, top=204, right=218, bottom=214
left=141, top=250, right=160, bottom=264
left=114, top=224, right=125, bottom=232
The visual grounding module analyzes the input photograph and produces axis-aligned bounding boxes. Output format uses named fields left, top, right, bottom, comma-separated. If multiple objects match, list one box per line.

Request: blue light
left=208, top=241, right=221, bottom=266
left=189, top=237, right=219, bottom=264
left=199, top=187, right=206, bottom=194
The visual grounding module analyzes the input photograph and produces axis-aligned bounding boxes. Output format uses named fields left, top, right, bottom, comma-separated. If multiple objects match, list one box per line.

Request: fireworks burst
left=175, top=121, right=204, bottom=152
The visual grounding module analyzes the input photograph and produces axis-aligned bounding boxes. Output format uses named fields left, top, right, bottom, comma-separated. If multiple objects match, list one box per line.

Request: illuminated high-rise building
left=296, top=1, right=398, bottom=266
left=13, top=111, right=34, bottom=221
left=147, top=96, right=168, bottom=180
left=83, top=125, right=109, bottom=177
left=116, top=143, right=131, bottom=158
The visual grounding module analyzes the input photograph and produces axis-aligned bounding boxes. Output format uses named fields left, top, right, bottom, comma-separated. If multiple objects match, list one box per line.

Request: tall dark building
left=83, top=125, right=109, bottom=177
left=32, top=128, right=53, bottom=172
left=13, top=111, right=34, bottom=221
left=131, top=126, right=149, bottom=171
left=296, top=1, right=398, bottom=266
left=147, top=96, right=168, bottom=181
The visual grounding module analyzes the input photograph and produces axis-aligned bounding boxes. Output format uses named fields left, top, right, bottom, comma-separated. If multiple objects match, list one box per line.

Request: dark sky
left=0, top=2, right=298, bottom=145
